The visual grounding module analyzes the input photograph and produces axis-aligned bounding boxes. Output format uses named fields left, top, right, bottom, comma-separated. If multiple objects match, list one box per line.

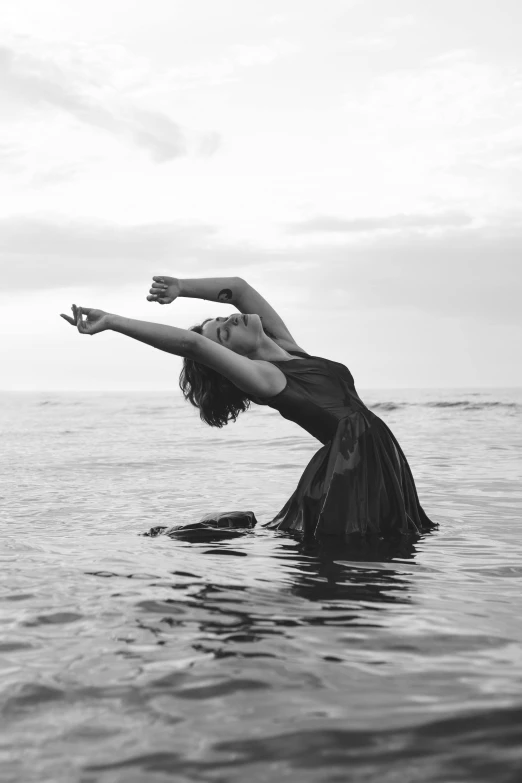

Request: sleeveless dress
left=249, top=350, right=437, bottom=541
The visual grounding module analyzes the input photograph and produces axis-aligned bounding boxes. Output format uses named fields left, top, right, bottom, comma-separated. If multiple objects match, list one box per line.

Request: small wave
left=370, top=400, right=520, bottom=412
left=0, top=641, right=33, bottom=652
left=426, top=401, right=520, bottom=410
left=128, top=406, right=172, bottom=414
left=428, top=401, right=471, bottom=408
left=37, top=400, right=83, bottom=408
left=23, top=612, right=83, bottom=627
left=370, top=403, right=405, bottom=411
left=84, top=703, right=522, bottom=780
left=2, top=683, right=65, bottom=716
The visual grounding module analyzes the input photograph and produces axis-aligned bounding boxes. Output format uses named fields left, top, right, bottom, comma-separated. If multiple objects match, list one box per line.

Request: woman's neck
left=248, top=337, right=297, bottom=362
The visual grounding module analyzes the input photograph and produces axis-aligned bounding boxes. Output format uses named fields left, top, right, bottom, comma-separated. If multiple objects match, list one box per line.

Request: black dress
left=250, top=350, right=437, bottom=541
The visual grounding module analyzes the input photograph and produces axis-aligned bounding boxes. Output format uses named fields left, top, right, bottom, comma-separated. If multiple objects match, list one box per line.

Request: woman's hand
left=146, top=276, right=181, bottom=305
left=60, top=304, right=111, bottom=335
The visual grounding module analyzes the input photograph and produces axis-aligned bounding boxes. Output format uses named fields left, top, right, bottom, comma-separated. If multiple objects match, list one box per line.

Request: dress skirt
left=265, top=410, right=437, bottom=541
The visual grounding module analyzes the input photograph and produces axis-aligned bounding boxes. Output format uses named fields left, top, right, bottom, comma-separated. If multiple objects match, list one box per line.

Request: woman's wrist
left=106, top=313, right=120, bottom=331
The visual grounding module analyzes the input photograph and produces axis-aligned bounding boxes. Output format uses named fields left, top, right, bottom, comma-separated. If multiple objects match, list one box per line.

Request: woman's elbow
left=234, top=276, right=248, bottom=292
left=180, top=331, right=201, bottom=360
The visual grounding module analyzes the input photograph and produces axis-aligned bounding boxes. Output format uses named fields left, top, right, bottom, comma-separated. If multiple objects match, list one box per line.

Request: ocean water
left=1, top=387, right=521, bottom=783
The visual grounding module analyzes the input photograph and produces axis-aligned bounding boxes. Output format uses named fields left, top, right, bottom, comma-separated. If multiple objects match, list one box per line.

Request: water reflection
left=131, top=531, right=426, bottom=667
left=290, top=535, right=417, bottom=606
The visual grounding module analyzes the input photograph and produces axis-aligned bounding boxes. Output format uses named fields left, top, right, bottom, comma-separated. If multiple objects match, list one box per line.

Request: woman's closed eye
left=216, top=321, right=229, bottom=342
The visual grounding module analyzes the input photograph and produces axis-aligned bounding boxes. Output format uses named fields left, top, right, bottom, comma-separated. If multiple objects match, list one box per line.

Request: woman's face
left=200, top=312, right=262, bottom=354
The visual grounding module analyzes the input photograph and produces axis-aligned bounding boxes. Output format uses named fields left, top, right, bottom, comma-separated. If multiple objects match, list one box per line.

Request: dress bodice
left=250, top=351, right=370, bottom=445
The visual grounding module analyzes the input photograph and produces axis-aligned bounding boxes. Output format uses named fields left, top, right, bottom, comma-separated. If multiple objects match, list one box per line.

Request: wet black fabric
left=144, top=511, right=258, bottom=541
left=251, top=350, right=437, bottom=541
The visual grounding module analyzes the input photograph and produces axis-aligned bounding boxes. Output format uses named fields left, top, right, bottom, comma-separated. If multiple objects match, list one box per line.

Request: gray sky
left=1, top=0, right=520, bottom=389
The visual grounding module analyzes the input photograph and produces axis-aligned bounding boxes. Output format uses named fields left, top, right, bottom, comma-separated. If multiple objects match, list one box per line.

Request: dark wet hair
left=179, top=317, right=278, bottom=428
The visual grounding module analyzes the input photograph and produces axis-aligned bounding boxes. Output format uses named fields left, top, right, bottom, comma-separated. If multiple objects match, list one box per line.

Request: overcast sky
left=1, top=0, right=520, bottom=390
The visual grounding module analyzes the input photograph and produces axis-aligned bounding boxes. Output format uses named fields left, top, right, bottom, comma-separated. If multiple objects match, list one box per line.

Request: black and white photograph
left=1, top=1, right=521, bottom=781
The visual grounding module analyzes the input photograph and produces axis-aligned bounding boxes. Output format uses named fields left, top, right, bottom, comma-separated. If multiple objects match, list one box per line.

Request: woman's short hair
left=179, top=317, right=277, bottom=427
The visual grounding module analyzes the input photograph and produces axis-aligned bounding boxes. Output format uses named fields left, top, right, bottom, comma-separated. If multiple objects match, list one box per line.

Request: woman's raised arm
left=147, top=276, right=246, bottom=306
left=148, top=276, right=302, bottom=348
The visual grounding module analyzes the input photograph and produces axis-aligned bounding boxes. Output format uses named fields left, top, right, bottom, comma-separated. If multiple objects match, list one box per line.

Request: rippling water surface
left=1, top=388, right=521, bottom=782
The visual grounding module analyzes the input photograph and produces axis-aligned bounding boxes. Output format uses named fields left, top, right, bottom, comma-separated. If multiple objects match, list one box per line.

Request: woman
left=61, top=275, right=436, bottom=541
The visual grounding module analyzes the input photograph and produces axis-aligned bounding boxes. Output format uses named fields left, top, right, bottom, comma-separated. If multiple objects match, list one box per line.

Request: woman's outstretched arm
left=60, top=305, right=193, bottom=356
left=109, top=314, right=194, bottom=356
left=60, top=305, right=286, bottom=397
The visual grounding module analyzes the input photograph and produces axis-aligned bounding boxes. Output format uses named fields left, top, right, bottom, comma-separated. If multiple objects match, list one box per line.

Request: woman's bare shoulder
left=187, top=333, right=286, bottom=397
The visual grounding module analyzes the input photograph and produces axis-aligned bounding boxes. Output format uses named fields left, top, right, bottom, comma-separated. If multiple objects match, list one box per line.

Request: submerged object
left=144, top=510, right=258, bottom=542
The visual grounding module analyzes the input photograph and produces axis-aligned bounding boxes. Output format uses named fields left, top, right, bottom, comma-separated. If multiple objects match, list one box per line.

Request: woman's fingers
left=148, top=279, right=168, bottom=303
left=60, top=305, right=79, bottom=326
left=77, top=307, right=85, bottom=333
left=61, top=305, right=96, bottom=330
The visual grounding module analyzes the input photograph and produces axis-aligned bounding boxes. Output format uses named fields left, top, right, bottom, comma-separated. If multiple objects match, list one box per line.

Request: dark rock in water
left=143, top=511, right=258, bottom=542
left=144, top=526, right=169, bottom=537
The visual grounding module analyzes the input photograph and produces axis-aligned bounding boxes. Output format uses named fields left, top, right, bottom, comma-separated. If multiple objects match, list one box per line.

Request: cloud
left=154, top=38, right=300, bottom=90
left=1, top=215, right=520, bottom=327
left=0, top=42, right=220, bottom=162
left=285, top=223, right=522, bottom=326
left=344, top=50, right=522, bottom=135
left=340, top=49, right=522, bottom=191
left=0, top=32, right=301, bottom=171
left=335, top=50, right=522, bottom=217
left=285, top=211, right=473, bottom=234
left=385, top=15, right=416, bottom=31
left=230, top=40, right=298, bottom=67
left=0, top=216, right=220, bottom=289
left=344, top=35, right=397, bottom=53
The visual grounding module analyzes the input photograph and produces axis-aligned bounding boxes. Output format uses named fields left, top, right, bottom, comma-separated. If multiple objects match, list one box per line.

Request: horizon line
left=1, top=386, right=521, bottom=393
